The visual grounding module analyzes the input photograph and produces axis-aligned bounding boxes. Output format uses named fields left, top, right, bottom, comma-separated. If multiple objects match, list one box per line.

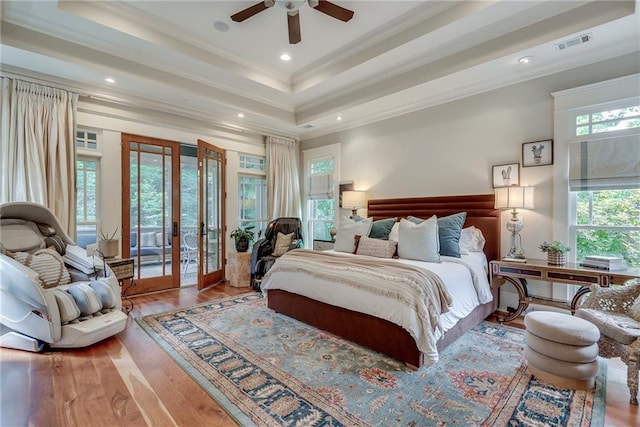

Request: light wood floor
left=1, top=284, right=638, bottom=426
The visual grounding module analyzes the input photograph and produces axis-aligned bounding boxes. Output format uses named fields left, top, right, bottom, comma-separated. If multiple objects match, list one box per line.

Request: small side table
left=228, top=251, right=251, bottom=288
left=105, top=258, right=135, bottom=314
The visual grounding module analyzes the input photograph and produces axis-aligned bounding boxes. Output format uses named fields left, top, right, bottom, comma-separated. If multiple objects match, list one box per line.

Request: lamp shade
left=494, top=186, right=534, bottom=209
left=342, top=190, right=367, bottom=209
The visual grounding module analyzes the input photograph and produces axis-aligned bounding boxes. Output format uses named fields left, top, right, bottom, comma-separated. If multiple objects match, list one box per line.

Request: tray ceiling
left=1, top=1, right=638, bottom=139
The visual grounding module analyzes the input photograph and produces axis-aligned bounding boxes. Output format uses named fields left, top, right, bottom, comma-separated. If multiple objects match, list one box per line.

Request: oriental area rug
left=137, top=293, right=606, bottom=426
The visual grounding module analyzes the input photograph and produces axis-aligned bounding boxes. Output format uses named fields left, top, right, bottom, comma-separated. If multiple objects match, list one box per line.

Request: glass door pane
left=122, top=134, right=180, bottom=294
left=197, top=140, right=225, bottom=290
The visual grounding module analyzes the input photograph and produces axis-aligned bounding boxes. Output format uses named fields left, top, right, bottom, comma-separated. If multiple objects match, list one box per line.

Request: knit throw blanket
left=262, top=249, right=453, bottom=364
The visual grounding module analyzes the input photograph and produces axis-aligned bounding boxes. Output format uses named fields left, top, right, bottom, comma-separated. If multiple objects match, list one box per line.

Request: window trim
left=568, top=96, right=640, bottom=266
left=570, top=97, right=640, bottom=139
left=303, top=144, right=340, bottom=246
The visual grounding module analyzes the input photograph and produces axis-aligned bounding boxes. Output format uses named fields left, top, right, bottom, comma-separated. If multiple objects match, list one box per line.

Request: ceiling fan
left=231, top=0, right=354, bottom=44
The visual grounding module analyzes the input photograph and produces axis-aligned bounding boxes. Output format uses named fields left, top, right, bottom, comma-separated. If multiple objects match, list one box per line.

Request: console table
left=490, top=258, right=640, bottom=323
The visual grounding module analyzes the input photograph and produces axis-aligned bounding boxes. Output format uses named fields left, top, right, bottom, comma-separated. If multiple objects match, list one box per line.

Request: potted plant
left=539, top=240, right=571, bottom=265
left=98, top=227, right=119, bottom=259
left=230, top=225, right=255, bottom=252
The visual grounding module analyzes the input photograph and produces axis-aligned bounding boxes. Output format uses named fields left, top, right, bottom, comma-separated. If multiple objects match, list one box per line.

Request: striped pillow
left=355, top=235, right=397, bottom=259
left=272, top=232, right=294, bottom=256
left=8, top=248, right=71, bottom=288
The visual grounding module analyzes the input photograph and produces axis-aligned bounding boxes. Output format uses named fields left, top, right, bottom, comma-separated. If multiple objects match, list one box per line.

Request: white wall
left=301, top=52, right=640, bottom=306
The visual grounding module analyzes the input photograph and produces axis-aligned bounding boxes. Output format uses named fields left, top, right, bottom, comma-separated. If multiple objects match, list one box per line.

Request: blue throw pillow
left=407, top=213, right=467, bottom=257
left=437, top=212, right=467, bottom=257
left=368, top=217, right=397, bottom=240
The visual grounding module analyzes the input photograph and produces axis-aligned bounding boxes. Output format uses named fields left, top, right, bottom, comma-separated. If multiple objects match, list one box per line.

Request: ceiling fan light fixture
left=231, top=0, right=354, bottom=44
left=278, top=0, right=305, bottom=12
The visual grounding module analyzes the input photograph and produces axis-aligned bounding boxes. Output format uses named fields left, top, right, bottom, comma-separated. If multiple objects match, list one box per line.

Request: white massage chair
left=0, top=202, right=127, bottom=352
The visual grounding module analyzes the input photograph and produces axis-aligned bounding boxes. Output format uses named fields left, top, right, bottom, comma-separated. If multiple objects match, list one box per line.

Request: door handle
left=173, top=221, right=178, bottom=237
left=200, top=222, right=205, bottom=236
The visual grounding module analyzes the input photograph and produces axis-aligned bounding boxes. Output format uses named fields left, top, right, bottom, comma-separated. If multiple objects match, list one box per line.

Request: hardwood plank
left=1, top=284, right=637, bottom=426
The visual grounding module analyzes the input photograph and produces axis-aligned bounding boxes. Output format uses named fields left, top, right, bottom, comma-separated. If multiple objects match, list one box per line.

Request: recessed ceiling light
left=237, top=113, right=245, bottom=118
left=105, top=77, right=115, bottom=83
left=336, top=116, right=342, bottom=121
left=280, top=53, right=291, bottom=61
left=213, top=21, right=230, bottom=32
left=518, top=56, right=533, bottom=64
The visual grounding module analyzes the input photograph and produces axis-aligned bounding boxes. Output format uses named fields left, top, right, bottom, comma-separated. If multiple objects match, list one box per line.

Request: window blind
left=569, top=134, right=640, bottom=191
left=308, top=174, right=333, bottom=199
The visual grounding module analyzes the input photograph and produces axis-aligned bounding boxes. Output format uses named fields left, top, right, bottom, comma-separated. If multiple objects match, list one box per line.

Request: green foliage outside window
left=575, top=189, right=640, bottom=267
left=576, top=106, right=640, bottom=135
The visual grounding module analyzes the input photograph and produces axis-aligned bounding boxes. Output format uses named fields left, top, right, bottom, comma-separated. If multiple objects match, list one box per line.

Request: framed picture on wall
left=339, top=182, right=353, bottom=208
left=492, top=162, right=520, bottom=188
left=522, top=139, right=553, bottom=167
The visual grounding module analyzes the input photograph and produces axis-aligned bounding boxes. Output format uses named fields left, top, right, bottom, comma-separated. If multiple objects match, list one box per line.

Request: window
left=76, top=130, right=98, bottom=150
left=570, top=101, right=640, bottom=267
left=307, top=158, right=335, bottom=242
left=76, top=156, right=99, bottom=247
left=575, top=190, right=640, bottom=267
left=238, top=155, right=267, bottom=238
left=574, top=104, right=640, bottom=136
left=75, top=129, right=102, bottom=247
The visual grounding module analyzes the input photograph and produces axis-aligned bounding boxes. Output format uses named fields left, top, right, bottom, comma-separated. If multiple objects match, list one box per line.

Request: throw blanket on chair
left=262, top=249, right=453, bottom=365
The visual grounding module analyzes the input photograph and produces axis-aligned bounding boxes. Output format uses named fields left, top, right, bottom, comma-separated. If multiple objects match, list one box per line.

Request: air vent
left=555, top=33, right=591, bottom=51
left=301, top=124, right=313, bottom=129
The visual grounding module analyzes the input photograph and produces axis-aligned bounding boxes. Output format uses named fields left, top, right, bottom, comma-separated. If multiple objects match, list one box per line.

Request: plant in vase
left=98, top=227, right=120, bottom=258
left=230, top=225, right=255, bottom=252
left=539, top=240, right=571, bottom=265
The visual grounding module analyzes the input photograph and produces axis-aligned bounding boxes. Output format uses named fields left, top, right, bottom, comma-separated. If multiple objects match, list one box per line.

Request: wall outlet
left=86, top=243, right=98, bottom=257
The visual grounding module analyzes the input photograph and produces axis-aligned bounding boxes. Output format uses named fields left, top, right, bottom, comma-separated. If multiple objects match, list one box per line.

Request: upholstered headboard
left=367, top=194, right=500, bottom=262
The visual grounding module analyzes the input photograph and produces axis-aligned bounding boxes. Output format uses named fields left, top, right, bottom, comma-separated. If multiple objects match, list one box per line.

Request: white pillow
left=459, top=227, right=474, bottom=255
left=334, top=217, right=373, bottom=253
left=397, top=217, right=440, bottom=262
left=388, top=222, right=400, bottom=242
left=459, top=226, right=486, bottom=254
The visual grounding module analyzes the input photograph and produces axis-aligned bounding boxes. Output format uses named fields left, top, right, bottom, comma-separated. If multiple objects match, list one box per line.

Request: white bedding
left=261, top=250, right=492, bottom=366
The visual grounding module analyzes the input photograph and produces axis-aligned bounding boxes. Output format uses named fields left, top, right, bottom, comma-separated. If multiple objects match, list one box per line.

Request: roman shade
left=569, top=134, right=640, bottom=191
left=308, top=174, right=333, bottom=200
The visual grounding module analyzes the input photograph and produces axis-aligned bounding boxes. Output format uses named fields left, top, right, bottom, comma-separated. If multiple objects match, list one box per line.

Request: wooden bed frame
left=267, top=194, right=500, bottom=368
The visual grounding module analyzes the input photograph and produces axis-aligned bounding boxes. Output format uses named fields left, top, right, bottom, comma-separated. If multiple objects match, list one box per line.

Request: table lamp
left=342, top=191, right=367, bottom=218
left=495, top=186, right=534, bottom=260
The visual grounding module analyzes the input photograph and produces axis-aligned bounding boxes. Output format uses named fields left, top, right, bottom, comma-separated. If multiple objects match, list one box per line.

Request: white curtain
left=0, top=77, right=78, bottom=233
left=266, top=135, right=302, bottom=220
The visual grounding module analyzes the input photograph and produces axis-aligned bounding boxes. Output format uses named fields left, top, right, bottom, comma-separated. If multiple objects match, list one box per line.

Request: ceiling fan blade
left=288, top=12, right=301, bottom=44
left=313, top=0, right=354, bottom=22
left=231, top=1, right=272, bottom=22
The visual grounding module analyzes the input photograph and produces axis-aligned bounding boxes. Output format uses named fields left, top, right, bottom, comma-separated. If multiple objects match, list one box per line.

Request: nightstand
left=313, top=239, right=335, bottom=251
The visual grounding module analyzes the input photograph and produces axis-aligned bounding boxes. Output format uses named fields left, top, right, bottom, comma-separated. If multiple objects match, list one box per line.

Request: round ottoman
left=524, top=311, right=600, bottom=390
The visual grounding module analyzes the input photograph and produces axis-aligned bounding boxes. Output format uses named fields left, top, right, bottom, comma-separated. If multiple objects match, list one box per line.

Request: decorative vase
left=235, top=238, right=249, bottom=253
left=98, top=239, right=119, bottom=258
left=547, top=252, right=566, bottom=265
